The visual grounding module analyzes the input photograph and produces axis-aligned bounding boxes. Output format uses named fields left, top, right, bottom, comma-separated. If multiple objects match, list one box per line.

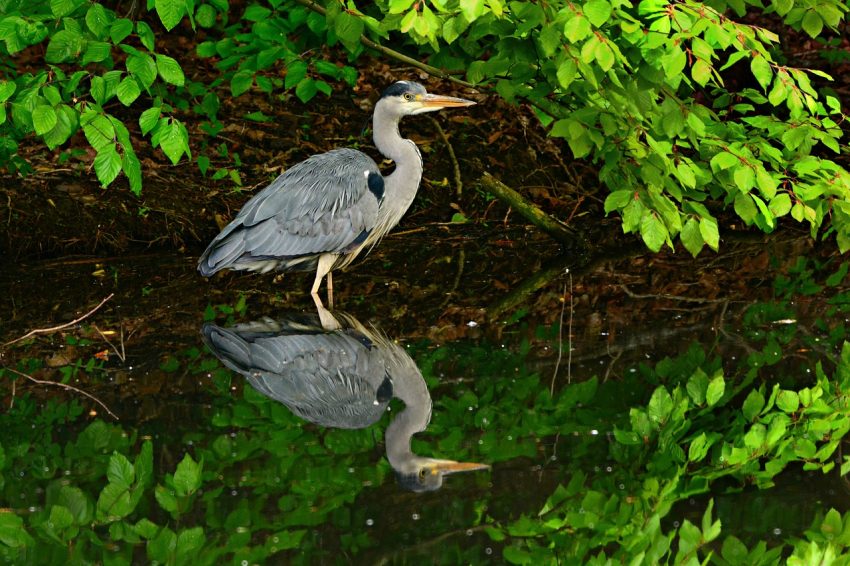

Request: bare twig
left=93, top=324, right=126, bottom=363
left=550, top=269, right=574, bottom=395
left=3, top=293, right=114, bottom=347
left=429, top=117, right=463, bottom=198
left=619, top=284, right=725, bottom=304
left=2, top=366, right=119, bottom=420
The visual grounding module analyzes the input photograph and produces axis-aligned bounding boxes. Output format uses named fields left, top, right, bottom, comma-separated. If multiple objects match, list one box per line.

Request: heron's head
left=378, top=81, right=476, bottom=117
left=395, top=456, right=490, bottom=492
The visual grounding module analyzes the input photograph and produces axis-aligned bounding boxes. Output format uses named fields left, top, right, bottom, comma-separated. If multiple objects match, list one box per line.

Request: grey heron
left=198, top=81, right=475, bottom=305
left=201, top=307, right=489, bottom=491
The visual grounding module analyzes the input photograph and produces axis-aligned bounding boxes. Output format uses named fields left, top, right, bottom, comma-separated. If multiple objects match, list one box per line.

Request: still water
left=1, top=230, right=849, bottom=563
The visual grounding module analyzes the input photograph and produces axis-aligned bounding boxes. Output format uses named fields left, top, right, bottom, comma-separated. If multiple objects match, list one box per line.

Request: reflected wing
left=199, top=148, right=384, bottom=275
left=202, top=323, right=391, bottom=429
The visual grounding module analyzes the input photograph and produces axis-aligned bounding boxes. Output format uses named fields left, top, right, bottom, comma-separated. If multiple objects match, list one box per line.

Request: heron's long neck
left=373, top=103, right=423, bottom=229
left=384, top=356, right=432, bottom=469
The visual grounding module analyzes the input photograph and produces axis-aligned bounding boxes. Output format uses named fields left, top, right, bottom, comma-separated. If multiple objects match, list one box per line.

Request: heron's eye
left=418, top=468, right=427, bottom=480
left=403, top=93, right=414, bottom=101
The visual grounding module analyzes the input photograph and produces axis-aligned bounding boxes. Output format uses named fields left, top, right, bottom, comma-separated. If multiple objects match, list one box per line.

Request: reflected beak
left=429, top=459, right=491, bottom=475
left=419, top=93, right=476, bottom=109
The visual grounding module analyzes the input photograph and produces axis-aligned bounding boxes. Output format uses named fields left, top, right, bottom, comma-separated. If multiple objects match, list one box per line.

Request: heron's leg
left=313, top=294, right=341, bottom=331
left=311, top=254, right=336, bottom=301
left=327, top=271, right=334, bottom=310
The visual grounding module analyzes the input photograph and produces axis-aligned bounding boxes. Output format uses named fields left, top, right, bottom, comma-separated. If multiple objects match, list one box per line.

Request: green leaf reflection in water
left=1, top=257, right=850, bottom=563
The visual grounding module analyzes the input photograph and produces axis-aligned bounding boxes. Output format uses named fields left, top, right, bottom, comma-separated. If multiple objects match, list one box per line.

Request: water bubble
left=28, top=506, right=36, bottom=513
left=673, top=521, right=680, bottom=528
left=618, top=484, right=625, bottom=490
left=348, top=467, right=355, bottom=473
left=273, top=537, right=279, bottom=543
left=466, top=529, right=473, bottom=536
left=231, top=490, right=238, bottom=496
left=242, top=560, right=248, bottom=566
left=468, top=406, right=473, bottom=411
left=773, top=528, right=782, bottom=536
left=467, top=321, right=478, bottom=327
left=412, top=513, right=420, bottom=520
left=478, top=439, right=483, bottom=445
left=485, top=548, right=493, bottom=555
left=606, top=466, right=612, bottom=472
left=590, top=429, right=599, bottom=436
left=507, top=436, right=513, bottom=441
left=366, top=519, right=374, bottom=526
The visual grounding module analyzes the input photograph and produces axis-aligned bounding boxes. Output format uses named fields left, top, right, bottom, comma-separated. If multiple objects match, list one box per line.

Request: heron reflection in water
left=201, top=307, right=488, bottom=491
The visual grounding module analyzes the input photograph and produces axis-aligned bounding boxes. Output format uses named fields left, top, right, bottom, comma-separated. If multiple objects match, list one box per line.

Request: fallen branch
left=2, top=366, right=119, bottom=420
left=3, top=293, right=114, bottom=348
left=479, top=172, right=578, bottom=244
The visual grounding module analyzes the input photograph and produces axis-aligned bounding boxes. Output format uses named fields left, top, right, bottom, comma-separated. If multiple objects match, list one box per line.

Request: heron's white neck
left=383, top=353, right=432, bottom=470
left=373, top=102, right=424, bottom=231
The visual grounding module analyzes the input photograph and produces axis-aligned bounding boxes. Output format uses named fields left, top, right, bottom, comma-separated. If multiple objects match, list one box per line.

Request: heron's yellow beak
left=419, top=94, right=476, bottom=108
left=428, top=459, right=491, bottom=475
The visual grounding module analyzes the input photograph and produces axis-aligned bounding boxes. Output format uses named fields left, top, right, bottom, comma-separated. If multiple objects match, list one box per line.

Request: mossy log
left=479, top=172, right=577, bottom=245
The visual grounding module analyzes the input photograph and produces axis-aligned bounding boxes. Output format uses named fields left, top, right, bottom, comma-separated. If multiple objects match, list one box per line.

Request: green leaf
left=750, top=55, right=772, bottom=91
left=680, top=217, right=703, bottom=257
left=136, top=21, right=156, bottom=51
left=117, top=77, right=141, bottom=106
left=173, top=454, right=202, bottom=496
left=158, top=119, right=190, bottom=165
left=801, top=11, right=823, bottom=37
left=734, top=192, right=757, bottom=224
left=32, top=105, right=58, bottom=136
left=742, top=388, right=765, bottom=421
left=196, top=4, right=217, bottom=27
left=0, top=513, right=33, bottom=547
left=691, top=59, right=712, bottom=86
left=231, top=71, right=253, bottom=97
left=769, top=193, right=792, bottom=217
left=699, top=217, right=719, bottom=251
left=50, top=0, right=80, bottom=18
left=604, top=190, right=632, bottom=213
left=0, top=81, right=16, bottom=102
left=86, top=3, right=111, bottom=38
left=127, top=52, right=157, bottom=89
left=176, top=527, right=206, bottom=563
left=647, top=386, right=673, bottom=424
left=706, top=375, right=725, bottom=406
left=139, top=106, right=161, bottom=135
left=94, top=145, right=123, bottom=187
left=122, top=150, right=142, bottom=195
left=733, top=165, right=755, bottom=192
left=148, top=525, right=177, bottom=563
left=244, top=4, right=271, bottom=21
left=564, top=15, right=591, bottom=42
left=82, top=112, right=116, bottom=151
left=389, top=0, right=415, bottom=13
left=155, top=485, right=178, bottom=514
left=110, top=18, right=133, bottom=43
left=107, top=452, right=135, bottom=488
left=335, top=12, right=364, bottom=51
left=776, top=390, right=799, bottom=413
left=45, top=29, right=82, bottom=63
left=295, top=78, right=318, bottom=103
left=583, top=0, right=612, bottom=27
left=155, top=0, right=186, bottom=32
left=156, top=54, right=185, bottom=86
left=641, top=212, right=667, bottom=252
left=460, top=0, right=486, bottom=22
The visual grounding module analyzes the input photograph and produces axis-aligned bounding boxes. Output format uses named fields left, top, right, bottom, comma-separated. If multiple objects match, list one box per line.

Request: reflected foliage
left=1, top=258, right=850, bottom=563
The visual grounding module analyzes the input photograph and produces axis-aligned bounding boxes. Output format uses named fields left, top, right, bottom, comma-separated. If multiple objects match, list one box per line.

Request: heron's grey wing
left=202, top=323, right=391, bottom=429
left=199, top=148, right=384, bottom=275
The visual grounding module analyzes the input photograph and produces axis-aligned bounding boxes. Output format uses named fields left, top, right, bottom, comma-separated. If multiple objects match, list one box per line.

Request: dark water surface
left=2, top=231, right=849, bottom=563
